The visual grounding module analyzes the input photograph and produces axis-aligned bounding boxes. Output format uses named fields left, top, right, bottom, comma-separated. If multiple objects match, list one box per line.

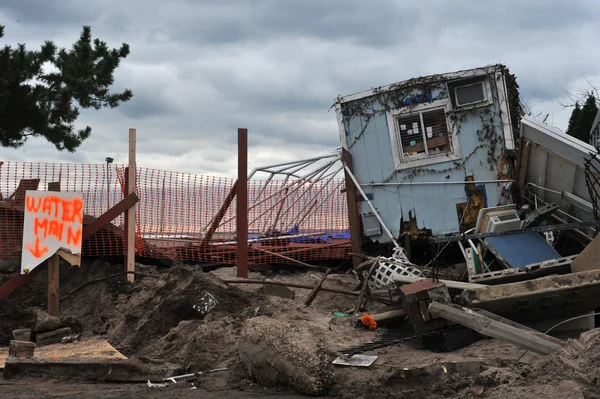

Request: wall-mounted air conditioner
left=485, top=212, right=521, bottom=233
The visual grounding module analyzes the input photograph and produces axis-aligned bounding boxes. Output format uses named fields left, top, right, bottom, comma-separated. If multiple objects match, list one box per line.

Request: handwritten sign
left=21, top=190, right=84, bottom=274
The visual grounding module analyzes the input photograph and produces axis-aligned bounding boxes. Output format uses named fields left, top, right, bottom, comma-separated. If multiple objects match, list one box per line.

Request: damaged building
left=335, top=64, right=522, bottom=249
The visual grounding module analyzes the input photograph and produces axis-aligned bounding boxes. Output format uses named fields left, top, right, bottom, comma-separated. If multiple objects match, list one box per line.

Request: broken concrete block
left=239, top=317, right=333, bottom=396
left=36, top=327, right=72, bottom=346
left=262, top=283, right=296, bottom=299
left=12, top=328, right=32, bottom=342
left=34, top=309, right=62, bottom=333
left=8, top=340, right=35, bottom=358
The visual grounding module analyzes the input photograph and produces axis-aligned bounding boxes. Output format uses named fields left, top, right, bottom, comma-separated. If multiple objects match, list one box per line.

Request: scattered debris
left=192, top=291, right=218, bottom=316
left=61, top=334, right=81, bottom=344
left=146, top=380, right=168, bottom=388
left=332, top=354, right=377, bottom=367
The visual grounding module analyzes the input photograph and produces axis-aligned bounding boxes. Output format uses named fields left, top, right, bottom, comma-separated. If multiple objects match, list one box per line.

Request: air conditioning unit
left=485, top=212, right=521, bottom=233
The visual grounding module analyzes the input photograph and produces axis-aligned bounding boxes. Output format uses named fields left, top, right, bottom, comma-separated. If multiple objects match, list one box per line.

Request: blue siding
left=342, top=73, right=510, bottom=240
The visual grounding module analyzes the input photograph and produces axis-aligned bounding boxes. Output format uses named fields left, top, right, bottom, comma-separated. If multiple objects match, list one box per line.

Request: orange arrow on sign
left=26, top=237, right=49, bottom=259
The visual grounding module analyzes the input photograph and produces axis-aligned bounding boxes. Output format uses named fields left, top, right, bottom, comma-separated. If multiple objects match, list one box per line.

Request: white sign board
left=21, top=190, right=84, bottom=274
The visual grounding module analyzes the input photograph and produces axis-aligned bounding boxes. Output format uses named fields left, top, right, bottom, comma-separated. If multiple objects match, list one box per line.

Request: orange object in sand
left=360, top=314, right=377, bottom=330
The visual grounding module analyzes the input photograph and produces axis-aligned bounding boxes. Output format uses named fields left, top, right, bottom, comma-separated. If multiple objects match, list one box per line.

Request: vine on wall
left=339, top=64, right=521, bottom=183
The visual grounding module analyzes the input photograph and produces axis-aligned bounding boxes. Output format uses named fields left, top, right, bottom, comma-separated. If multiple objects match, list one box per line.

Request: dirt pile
left=1, top=260, right=270, bottom=374
left=60, top=264, right=269, bottom=372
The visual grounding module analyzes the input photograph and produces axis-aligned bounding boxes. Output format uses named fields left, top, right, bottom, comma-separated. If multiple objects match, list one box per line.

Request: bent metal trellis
left=0, top=159, right=351, bottom=265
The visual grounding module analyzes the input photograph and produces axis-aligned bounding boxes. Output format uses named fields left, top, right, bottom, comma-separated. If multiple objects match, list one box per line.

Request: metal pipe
left=562, top=190, right=594, bottom=213
left=254, top=154, right=339, bottom=171
left=343, top=164, right=402, bottom=251
left=363, top=179, right=514, bottom=187
left=222, top=279, right=392, bottom=304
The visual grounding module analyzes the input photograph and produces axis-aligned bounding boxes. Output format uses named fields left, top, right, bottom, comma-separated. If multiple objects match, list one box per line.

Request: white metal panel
left=521, top=116, right=597, bottom=165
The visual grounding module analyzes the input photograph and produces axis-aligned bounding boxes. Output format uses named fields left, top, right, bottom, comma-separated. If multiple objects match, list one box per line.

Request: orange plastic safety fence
left=0, top=161, right=352, bottom=265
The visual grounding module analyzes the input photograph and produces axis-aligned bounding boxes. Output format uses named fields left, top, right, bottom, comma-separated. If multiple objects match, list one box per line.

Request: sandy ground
left=1, top=260, right=599, bottom=398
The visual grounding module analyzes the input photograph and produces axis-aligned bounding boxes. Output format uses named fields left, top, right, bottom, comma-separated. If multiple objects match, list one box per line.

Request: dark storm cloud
left=168, top=0, right=413, bottom=48
left=0, top=0, right=598, bottom=174
left=0, top=0, right=95, bottom=25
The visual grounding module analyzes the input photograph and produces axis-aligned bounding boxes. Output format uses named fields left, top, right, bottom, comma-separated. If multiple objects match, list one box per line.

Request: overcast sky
left=0, top=0, right=599, bottom=177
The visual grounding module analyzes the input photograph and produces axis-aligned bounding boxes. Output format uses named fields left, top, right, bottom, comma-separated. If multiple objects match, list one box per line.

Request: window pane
left=455, top=83, right=485, bottom=105
left=396, top=114, right=425, bottom=159
left=422, top=109, right=451, bottom=154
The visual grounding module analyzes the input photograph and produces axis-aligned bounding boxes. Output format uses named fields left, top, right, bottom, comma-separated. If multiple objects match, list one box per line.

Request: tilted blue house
left=334, top=65, right=522, bottom=245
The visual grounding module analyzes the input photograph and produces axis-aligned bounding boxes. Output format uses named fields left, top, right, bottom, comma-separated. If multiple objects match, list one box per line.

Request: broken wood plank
left=304, top=268, right=332, bottom=306
left=428, top=302, right=564, bottom=355
left=354, top=257, right=379, bottom=314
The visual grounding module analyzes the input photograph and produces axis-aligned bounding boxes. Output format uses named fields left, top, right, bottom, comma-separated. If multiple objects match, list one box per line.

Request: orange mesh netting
left=0, top=162, right=354, bottom=265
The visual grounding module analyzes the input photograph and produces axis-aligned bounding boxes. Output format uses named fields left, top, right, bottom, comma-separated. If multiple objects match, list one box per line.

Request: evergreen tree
left=566, top=102, right=581, bottom=138
left=0, top=25, right=133, bottom=152
left=566, top=94, right=598, bottom=143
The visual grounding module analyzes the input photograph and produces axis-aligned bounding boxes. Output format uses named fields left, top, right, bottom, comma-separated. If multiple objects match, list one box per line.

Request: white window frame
left=387, top=99, right=461, bottom=170
left=450, top=77, right=493, bottom=111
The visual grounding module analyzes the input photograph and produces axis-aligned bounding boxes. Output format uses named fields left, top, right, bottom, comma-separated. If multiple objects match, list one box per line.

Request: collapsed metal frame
left=202, top=150, right=346, bottom=243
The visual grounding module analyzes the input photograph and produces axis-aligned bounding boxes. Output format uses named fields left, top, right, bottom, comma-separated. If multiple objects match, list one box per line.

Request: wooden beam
left=126, top=128, right=137, bottom=283
left=83, top=193, right=139, bottom=241
left=304, top=269, right=331, bottom=307
left=354, top=257, right=379, bottom=314
left=342, top=149, right=363, bottom=269
left=200, top=182, right=237, bottom=247
left=47, top=176, right=61, bottom=317
left=428, top=302, right=564, bottom=355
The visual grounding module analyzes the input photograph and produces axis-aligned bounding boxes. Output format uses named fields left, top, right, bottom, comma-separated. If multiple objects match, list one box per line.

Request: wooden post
left=47, top=182, right=61, bottom=317
left=342, top=149, right=363, bottom=269
left=126, top=128, right=136, bottom=283
left=47, top=256, right=59, bottom=317
left=237, top=128, right=248, bottom=278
